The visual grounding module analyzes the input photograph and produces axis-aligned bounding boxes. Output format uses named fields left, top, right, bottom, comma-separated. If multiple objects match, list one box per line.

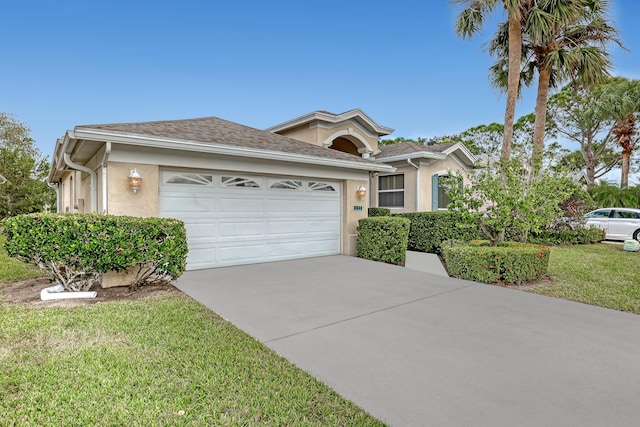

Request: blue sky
left=1, top=0, right=638, bottom=157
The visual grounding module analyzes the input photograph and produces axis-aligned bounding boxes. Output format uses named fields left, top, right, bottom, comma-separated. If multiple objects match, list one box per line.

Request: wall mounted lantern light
left=128, top=168, right=142, bottom=193
left=356, top=184, right=367, bottom=200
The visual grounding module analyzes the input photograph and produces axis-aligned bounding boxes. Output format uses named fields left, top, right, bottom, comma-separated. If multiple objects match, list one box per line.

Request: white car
left=584, top=208, right=640, bottom=241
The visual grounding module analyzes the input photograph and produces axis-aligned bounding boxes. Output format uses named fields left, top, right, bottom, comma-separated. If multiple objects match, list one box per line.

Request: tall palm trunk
left=613, top=113, right=636, bottom=188
left=501, top=15, right=522, bottom=161
left=531, top=66, right=552, bottom=176
left=620, top=151, right=631, bottom=189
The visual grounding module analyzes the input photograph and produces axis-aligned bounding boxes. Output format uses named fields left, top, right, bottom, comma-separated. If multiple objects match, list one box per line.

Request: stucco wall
left=418, top=156, right=471, bottom=211
left=374, top=165, right=418, bottom=213
left=59, top=171, right=84, bottom=213
left=314, top=124, right=379, bottom=155
left=275, top=121, right=379, bottom=156
left=343, top=178, right=369, bottom=256
left=107, top=163, right=159, bottom=217
left=275, top=124, right=319, bottom=145
left=371, top=156, right=472, bottom=213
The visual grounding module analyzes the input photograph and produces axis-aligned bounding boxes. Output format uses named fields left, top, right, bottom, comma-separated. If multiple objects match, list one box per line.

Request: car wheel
left=634, top=229, right=640, bottom=242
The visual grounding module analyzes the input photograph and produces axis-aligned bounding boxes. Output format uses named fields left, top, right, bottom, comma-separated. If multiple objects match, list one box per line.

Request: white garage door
left=159, top=170, right=341, bottom=270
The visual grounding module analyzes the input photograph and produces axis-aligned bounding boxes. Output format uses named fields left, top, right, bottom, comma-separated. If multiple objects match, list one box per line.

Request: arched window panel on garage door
left=165, top=173, right=214, bottom=185
left=221, top=176, right=261, bottom=188
left=270, top=180, right=303, bottom=190
left=308, top=182, right=336, bottom=192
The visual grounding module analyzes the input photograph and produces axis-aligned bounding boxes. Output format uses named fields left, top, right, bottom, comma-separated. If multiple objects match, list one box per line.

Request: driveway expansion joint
left=264, top=283, right=475, bottom=344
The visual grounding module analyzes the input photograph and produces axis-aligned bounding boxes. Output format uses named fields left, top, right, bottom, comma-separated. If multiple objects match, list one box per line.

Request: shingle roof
left=76, top=116, right=379, bottom=165
left=375, top=141, right=458, bottom=159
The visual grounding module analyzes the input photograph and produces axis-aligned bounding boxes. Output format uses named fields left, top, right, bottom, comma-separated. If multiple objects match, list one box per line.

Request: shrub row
left=527, top=226, right=605, bottom=245
left=368, top=207, right=391, bottom=217
left=2, top=214, right=188, bottom=291
left=356, top=216, right=410, bottom=265
left=394, top=211, right=483, bottom=254
left=442, top=241, right=550, bottom=284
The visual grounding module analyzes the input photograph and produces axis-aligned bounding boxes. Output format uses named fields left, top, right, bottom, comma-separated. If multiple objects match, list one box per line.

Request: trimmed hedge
left=527, top=226, right=605, bottom=245
left=2, top=213, right=187, bottom=291
left=356, top=216, right=410, bottom=265
left=395, top=211, right=482, bottom=254
left=442, top=241, right=550, bottom=284
left=368, top=207, right=391, bottom=217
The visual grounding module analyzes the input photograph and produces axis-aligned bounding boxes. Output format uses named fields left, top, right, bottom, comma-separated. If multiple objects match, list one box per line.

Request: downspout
left=101, top=142, right=112, bottom=213
left=407, top=158, right=420, bottom=211
left=63, top=153, right=97, bottom=212
left=57, top=180, right=62, bottom=213
left=46, top=182, right=59, bottom=213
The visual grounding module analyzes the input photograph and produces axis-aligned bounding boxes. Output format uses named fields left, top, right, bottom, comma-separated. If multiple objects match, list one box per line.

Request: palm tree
left=494, top=0, right=620, bottom=176
left=589, top=182, right=640, bottom=208
left=597, top=77, right=640, bottom=188
left=454, top=0, right=530, bottom=161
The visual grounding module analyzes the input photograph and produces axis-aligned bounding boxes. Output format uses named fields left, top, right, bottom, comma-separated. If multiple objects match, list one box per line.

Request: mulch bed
left=0, top=277, right=181, bottom=307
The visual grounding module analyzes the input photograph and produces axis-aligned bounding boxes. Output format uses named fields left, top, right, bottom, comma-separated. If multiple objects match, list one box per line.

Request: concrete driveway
left=175, top=255, right=640, bottom=427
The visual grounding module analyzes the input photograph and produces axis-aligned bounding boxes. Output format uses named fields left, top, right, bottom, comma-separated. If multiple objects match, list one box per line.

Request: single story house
left=49, top=109, right=475, bottom=271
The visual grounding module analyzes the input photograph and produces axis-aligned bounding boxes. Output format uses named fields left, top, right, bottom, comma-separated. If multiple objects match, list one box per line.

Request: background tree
left=596, top=77, right=640, bottom=188
left=547, top=81, right=622, bottom=187
left=378, top=136, right=416, bottom=146
left=589, top=182, right=640, bottom=208
left=454, top=0, right=529, bottom=161
left=489, top=0, right=620, bottom=175
left=0, top=113, right=55, bottom=219
left=457, top=123, right=503, bottom=158
left=422, top=134, right=464, bottom=147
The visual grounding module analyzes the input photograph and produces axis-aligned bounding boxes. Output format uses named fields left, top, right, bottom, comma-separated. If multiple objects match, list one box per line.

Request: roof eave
left=48, top=132, right=75, bottom=183
left=442, top=142, right=477, bottom=165
left=72, top=128, right=395, bottom=173
left=266, top=109, right=394, bottom=136
left=373, top=152, right=447, bottom=163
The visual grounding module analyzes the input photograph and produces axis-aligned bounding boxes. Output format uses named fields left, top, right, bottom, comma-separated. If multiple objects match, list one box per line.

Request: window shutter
left=431, top=174, right=439, bottom=211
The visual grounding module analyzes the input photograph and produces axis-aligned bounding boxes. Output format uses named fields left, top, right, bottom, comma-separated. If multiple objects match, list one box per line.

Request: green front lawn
left=530, top=243, right=640, bottom=314
left=0, top=234, right=42, bottom=284
left=0, top=235, right=383, bottom=425
left=0, top=295, right=384, bottom=426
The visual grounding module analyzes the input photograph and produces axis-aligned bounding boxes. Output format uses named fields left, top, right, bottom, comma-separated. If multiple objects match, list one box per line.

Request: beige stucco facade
left=267, top=109, right=393, bottom=159
left=48, top=109, right=476, bottom=285
left=107, top=162, right=159, bottom=218
left=275, top=122, right=380, bottom=157
left=372, top=155, right=473, bottom=213
left=343, top=178, right=369, bottom=256
left=54, top=141, right=372, bottom=261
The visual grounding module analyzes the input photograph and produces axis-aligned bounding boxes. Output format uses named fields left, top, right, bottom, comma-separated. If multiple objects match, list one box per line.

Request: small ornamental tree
left=446, top=159, right=576, bottom=246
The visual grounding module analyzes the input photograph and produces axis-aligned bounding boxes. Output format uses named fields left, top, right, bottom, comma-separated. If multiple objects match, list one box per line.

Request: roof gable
left=375, top=141, right=476, bottom=167
left=266, top=109, right=394, bottom=137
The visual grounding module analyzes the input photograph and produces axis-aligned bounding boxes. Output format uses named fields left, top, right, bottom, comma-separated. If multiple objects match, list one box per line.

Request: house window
left=308, top=182, right=336, bottom=192
left=166, top=173, right=214, bottom=185
left=221, top=176, right=260, bottom=188
left=437, top=175, right=453, bottom=209
left=378, top=174, right=404, bottom=208
left=270, top=180, right=303, bottom=190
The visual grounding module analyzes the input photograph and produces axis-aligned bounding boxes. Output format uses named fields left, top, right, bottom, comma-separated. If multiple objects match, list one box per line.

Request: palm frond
left=454, top=0, right=501, bottom=38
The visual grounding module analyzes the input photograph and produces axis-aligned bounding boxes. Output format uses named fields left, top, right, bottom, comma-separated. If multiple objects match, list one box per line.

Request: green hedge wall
left=356, top=216, right=410, bottom=265
left=442, top=241, right=550, bottom=284
left=2, top=213, right=188, bottom=291
left=527, top=226, right=605, bottom=245
left=394, top=211, right=482, bottom=254
left=368, top=207, right=391, bottom=217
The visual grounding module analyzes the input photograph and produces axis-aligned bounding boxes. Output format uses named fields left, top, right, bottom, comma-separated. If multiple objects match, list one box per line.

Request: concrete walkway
left=175, top=255, right=640, bottom=427
left=405, top=250, right=449, bottom=276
